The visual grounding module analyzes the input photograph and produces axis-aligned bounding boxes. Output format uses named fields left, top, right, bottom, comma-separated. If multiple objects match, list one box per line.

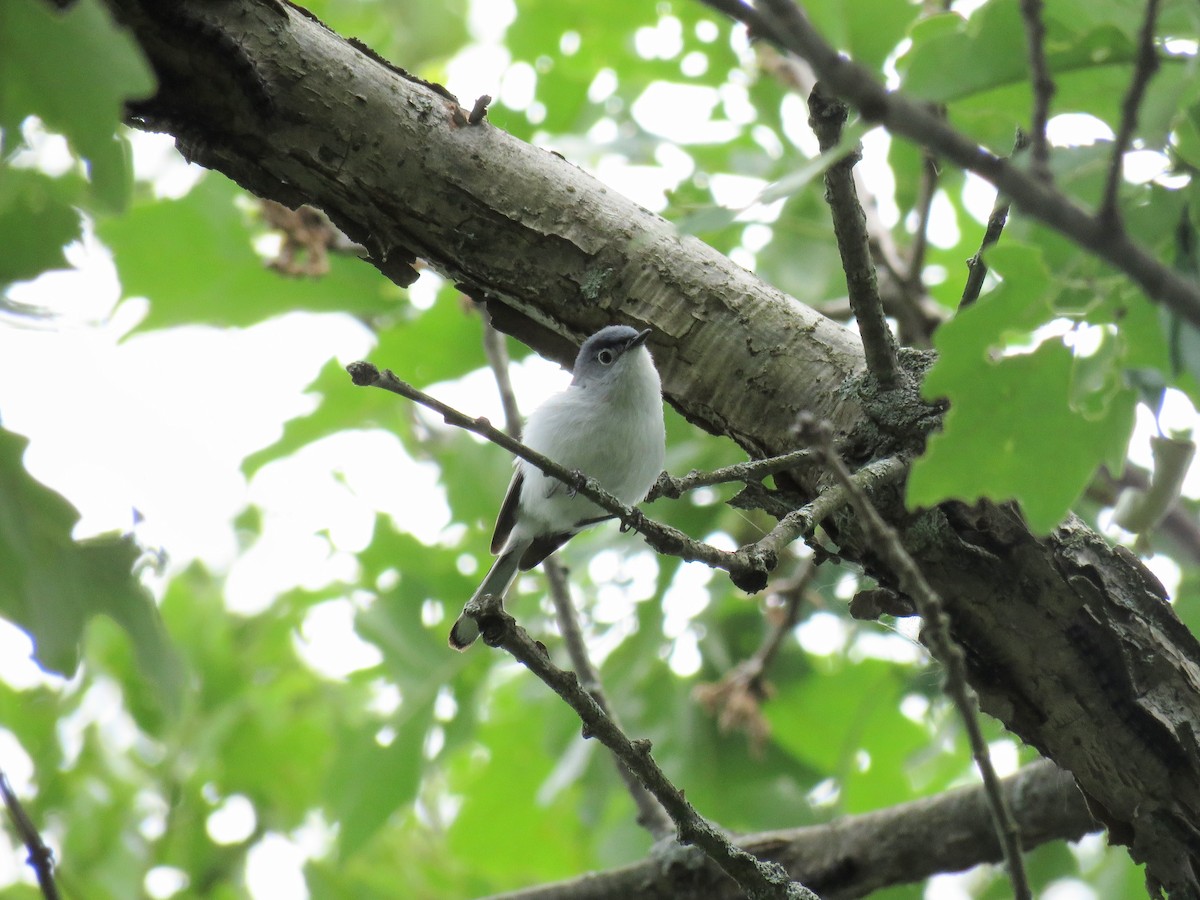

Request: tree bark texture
left=107, top=0, right=1200, bottom=893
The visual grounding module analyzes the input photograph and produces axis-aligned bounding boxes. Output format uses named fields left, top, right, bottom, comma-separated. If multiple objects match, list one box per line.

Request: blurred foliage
left=0, top=0, right=151, bottom=294
left=1, top=0, right=1192, bottom=897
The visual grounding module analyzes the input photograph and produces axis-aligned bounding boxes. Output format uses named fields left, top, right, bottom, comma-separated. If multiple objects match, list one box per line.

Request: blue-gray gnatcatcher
left=449, top=325, right=666, bottom=650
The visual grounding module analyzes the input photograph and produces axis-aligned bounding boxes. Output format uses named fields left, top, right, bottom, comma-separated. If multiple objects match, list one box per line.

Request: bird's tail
left=448, top=546, right=523, bottom=650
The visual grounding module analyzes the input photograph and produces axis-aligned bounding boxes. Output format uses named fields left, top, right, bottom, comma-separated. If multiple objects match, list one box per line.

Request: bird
left=448, top=325, right=666, bottom=650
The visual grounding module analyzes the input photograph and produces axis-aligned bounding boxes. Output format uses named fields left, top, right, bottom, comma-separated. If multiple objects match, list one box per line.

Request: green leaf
left=97, top=175, right=399, bottom=331
left=446, top=677, right=593, bottom=888
left=766, top=656, right=928, bottom=813
left=85, top=131, right=136, bottom=216
left=0, top=427, right=183, bottom=711
left=328, top=701, right=436, bottom=858
left=902, top=3, right=1136, bottom=106
left=242, top=292, right=481, bottom=476
left=804, top=0, right=921, bottom=73
left=0, top=0, right=154, bottom=199
left=0, top=166, right=83, bottom=287
left=909, top=245, right=1138, bottom=531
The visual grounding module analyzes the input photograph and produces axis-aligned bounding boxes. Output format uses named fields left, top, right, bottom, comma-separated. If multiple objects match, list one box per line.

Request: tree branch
left=959, top=130, right=1031, bottom=310
left=486, top=761, right=1093, bottom=900
left=699, top=0, right=1200, bottom=329
left=648, top=448, right=818, bottom=500
left=807, top=84, right=900, bottom=389
left=694, top=558, right=816, bottom=752
left=110, top=4, right=1200, bottom=890
left=468, top=593, right=818, bottom=900
left=907, top=150, right=939, bottom=290
left=1017, top=0, right=1055, bottom=180
left=1100, top=0, right=1162, bottom=225
left=798, top=416, right=1031, bottom=900
left=542, top=560, right=676, bottom=839
left=1, top=769, right=61, bottom=900
left=481, top=315, right=525, bottom=440
left=346, top=361, right=904, bottom=594
left=754, top=45, right=942, bottom=347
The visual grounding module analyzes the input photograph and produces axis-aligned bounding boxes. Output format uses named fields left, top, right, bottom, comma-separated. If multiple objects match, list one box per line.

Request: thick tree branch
left=468, top=594, right=818, bottom=900
left=109, top=2, right=1200, bottom=891
left=487, top=761, right=1094, bottom=900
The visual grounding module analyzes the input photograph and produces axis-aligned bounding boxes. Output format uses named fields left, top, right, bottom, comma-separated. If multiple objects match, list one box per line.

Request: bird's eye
left=597, top=349, right=615, bottom=365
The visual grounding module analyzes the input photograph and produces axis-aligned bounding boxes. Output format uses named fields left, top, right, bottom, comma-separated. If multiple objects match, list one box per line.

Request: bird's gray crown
left=571, top=325, right=651, bottom=383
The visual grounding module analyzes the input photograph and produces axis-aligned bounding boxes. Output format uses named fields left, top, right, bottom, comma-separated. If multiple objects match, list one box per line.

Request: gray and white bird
left=448, top=325, right=666, bottom=650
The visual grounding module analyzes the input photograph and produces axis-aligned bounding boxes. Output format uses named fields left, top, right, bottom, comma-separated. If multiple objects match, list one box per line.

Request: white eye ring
left=597, top=349, right=615, bottom=365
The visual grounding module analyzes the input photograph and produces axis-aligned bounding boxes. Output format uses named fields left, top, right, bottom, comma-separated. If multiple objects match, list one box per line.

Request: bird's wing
left=490, top=468, right=523, bottom=555
left=518, top=532, right=572, bottom=570
left=516, top=514, right=615, bottom=570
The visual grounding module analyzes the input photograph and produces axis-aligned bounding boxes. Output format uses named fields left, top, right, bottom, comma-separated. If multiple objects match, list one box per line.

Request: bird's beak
left=629, top=328, right=652, bottom=349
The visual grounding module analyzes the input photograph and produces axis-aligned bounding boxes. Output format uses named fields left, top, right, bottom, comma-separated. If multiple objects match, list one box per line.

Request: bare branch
left=694, top=559, right=816, bottom=752
left=543, top=560, right=676, bottom=839
left=1, top=770, right=60, bottom=900
left=807, top=84, right=900, bottom=388
left=1100, top=0, right=1162, bottom=224
left=1017, top=0, right=1055, bottom=180
left=960, top=130, right=1032, bottom=310
left=347, top=361, right=904, bottom=593
left=468, top=593, right=819, bottom=900
left=754, top=43, right=942, bottom=346
left=487, top=761, right=1093, bottom=900
left=697, top=0, right=1200, bottom=329
left=648, top=448, right=818, bottom=500
left=797, top=416, right=1031, bottom=900
left=907, top=150, right=939, bottom=288
left=481, top=316, right=525, bottom=440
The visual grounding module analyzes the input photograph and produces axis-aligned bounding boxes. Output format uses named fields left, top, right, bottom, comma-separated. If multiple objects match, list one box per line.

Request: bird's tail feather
left=448, top=546, right=523, bottom=650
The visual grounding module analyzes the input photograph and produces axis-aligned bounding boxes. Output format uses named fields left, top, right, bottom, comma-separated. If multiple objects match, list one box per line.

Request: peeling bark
left=106, top=0, right=1200, bottom=893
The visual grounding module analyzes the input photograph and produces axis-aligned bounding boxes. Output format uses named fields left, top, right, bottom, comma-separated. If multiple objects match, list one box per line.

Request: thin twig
left=694, top=559, right=816, bottom=752
left=741, top=561, right=815, bottom=682
left=648, top=448, right=818, bottom=500
left=543, top=561, right=676, bottom=838
left=807, top=83, right=900, bottom=388
left=908, top=150, right=940, bottom=288
left=1, top=770, right=61, bottom=900
left=481, top=318, right=525, bottom=439
left=694, top=0, right=1200, bottom=329
left=1100, top=0, right=1161, bottom=225
left=1018, top=0, right=1055, bottom=181
left=960, top=130, right=1032, bottom=310
left=796, top=415, right=1031, bottom=900
left=466, top=593, right=820, bottom=900
left=347, top=362, right=903, bottom=592
left=347, top=360, right=760, bottom=583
